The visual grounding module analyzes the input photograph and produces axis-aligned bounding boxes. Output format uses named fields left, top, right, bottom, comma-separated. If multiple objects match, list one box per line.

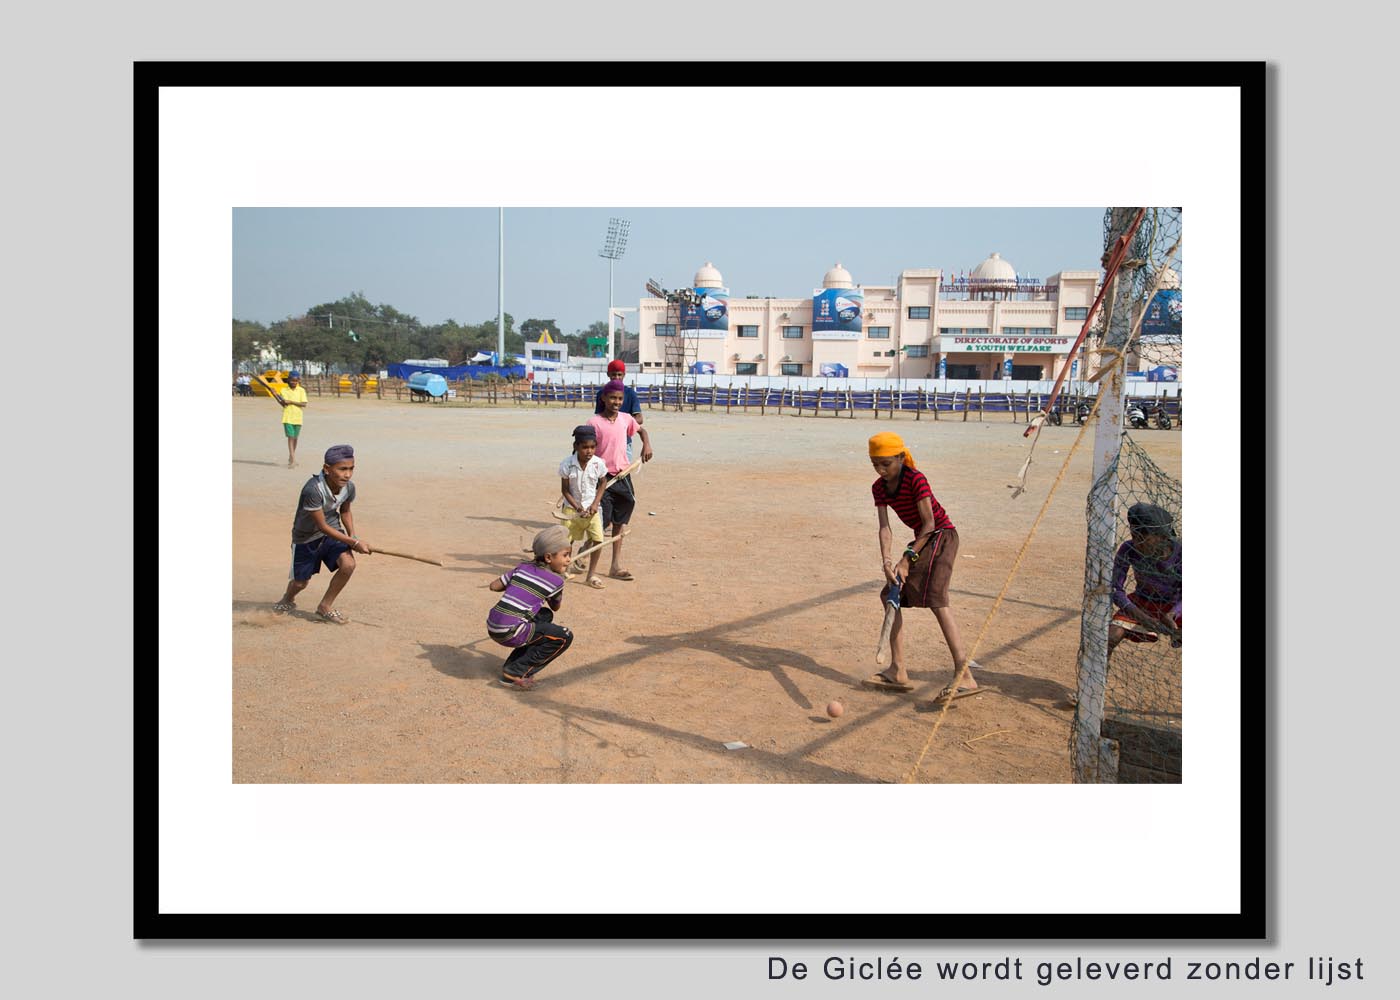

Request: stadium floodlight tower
left=599, top=217, right=631, bottom=359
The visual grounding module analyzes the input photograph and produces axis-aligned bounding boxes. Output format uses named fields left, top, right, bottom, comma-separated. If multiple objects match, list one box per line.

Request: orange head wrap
left=868, top=432, right=916, bottom=470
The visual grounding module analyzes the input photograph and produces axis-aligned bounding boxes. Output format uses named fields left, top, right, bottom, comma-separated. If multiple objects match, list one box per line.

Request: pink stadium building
left=637, top=255, right=1130, bottom=382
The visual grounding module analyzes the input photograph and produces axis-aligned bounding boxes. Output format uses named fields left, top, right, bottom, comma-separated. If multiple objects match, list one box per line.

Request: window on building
left=1011, top=364, right=1045, bottom=380
left=907, top=306, right=931, bottom=319
left=1001, top=327, right=1026, bottom=336
left=1030, top=327, right=1053, bottom=336
left=782, top=326, right=803, bottom=339
left=939, top=327, right=962, bottom=336
left=736, top=325, right=758, bottom=338
left=946, top=364, right=980, bottom=379
left=780, top=363, right=803, bottom=375
left=1066, top=307, right=1089, bottom=321
left=866, top=326, right=891, bottom=339
left=966, top=327, right=989, bottom=337
left=905, top=345, right=930, bottom=358
left=735, top=363, right=758, bottom=375
left=655, top=324, right=677, bottom=337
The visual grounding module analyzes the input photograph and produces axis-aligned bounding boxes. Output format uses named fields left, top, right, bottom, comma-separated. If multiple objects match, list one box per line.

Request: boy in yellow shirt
left=276, top=371, right=309, bottom=467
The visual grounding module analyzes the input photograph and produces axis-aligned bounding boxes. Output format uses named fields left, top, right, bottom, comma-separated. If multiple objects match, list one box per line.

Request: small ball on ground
left=826, top=700, right=844, bottom=719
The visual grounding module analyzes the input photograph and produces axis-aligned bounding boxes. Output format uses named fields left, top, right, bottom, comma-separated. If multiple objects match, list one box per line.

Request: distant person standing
left=278, top=371, right=309, bottom=467
left=593, top=359, right=644, bottom=460
left=236, top=373, right=252, bottom=396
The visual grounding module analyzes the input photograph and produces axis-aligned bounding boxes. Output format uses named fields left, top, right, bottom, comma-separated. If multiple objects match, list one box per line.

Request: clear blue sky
left=233, top=208, right=1106, bottom=336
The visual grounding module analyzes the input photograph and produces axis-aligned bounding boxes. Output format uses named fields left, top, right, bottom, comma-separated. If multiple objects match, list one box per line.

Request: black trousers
left=503, top=608, right=574, bottom=678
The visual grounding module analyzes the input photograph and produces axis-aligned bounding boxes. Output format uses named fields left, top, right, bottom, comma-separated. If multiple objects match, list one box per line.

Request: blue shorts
left=290, top=537, right=351, bottom=581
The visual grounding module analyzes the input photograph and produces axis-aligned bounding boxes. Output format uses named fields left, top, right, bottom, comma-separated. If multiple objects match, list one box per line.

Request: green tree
left=232, top=319, right=266, bottom=367
left=520, top=318, right=561, bottom=343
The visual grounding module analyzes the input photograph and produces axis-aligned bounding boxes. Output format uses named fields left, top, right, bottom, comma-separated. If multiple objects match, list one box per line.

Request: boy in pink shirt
left=587, top=380, right=654, bottom=581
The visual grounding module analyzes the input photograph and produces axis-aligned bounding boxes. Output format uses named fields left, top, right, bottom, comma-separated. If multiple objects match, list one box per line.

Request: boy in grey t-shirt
left=273, top=444, right=373, bottom=624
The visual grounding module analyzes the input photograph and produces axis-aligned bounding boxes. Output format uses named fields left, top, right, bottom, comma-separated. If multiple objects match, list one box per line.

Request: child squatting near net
left=273, top=444, right=373, bottom=624
left=1068, top=502, right=1182, bottom=707
left=487, top=525, right=576, bottom=690
left=865, top=431, right=981, bottom=702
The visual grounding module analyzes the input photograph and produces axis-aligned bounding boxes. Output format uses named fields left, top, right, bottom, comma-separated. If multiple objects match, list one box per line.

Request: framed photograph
left=142, top=62, right=1262, bottom=937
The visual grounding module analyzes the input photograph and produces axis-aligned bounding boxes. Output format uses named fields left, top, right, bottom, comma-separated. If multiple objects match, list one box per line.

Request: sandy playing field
left=232, top=395, right=1182, bottom=783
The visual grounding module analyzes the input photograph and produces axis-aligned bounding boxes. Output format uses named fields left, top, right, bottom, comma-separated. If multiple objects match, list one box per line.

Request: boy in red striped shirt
left=864, top=432, right=980, bottom=701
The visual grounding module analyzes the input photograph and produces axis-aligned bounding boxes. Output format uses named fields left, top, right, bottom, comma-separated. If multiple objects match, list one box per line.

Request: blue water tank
left=407, top=372, right=448, bottom=397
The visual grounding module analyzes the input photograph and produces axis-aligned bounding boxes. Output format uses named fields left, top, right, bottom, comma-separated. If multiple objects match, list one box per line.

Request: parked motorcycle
left=1152, top=400, right=1173, bottom=430
left=1126, top=402, right=1149, bottom=429
left=1074, top=401, right=1092, bottom=425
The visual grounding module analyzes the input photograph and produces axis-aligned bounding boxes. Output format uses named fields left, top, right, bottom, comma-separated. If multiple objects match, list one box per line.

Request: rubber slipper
left=586, top=577, right=606, bottom=589
left=933, top=685, right=983, bottom=704
left=500, top=674, right=537, bottom=690
left=609, top=570, right=635, bottom=581
left=862, top=673, right=914, bottom=693
left=316, top=608, right=350, bottom=624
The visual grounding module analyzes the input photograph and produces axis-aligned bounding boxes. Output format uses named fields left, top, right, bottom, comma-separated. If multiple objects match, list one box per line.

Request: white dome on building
left=694, top=261, right=724, bottom=288
left=971, top=252, right=1017, bottom=288
left=822, top=262, right=855, bottom=289
left=1151, top=265, right=1181, bottom=290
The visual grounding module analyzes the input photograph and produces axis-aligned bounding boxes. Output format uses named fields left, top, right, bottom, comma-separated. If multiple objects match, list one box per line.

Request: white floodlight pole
left=498, top=208, right=505, bottom=362
left=600, top=217, right=630, bottom=359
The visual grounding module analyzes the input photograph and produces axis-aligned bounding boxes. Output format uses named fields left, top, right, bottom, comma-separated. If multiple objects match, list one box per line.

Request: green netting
left=1077, top=434, right=1182, bottom=729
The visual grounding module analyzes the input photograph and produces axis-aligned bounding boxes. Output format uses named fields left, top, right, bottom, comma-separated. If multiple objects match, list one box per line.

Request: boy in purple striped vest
left=487, top=525, right=575, bottom=690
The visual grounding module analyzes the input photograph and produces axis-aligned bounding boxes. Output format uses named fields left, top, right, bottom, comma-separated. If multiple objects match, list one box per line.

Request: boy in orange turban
left=864, top=432, right=981, bottom=701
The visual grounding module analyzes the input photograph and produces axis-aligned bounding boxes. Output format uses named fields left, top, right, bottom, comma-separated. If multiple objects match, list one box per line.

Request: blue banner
left=1147, top=365, right=1179, bottom=382
left=690, top=361, right=715, bottom=374
left=937, top=357, right=947, bottom=378
left=1142, top=289, right=1182, bottom=337
left=1003, top=357, right=1014, bottom=378
left=819, top=363, right=849, bottom=377
left=387, top=363, right=527, bottom=381
left=812, top=288, right=863, bottom=339
left=683, top=287, right=729, bottom=333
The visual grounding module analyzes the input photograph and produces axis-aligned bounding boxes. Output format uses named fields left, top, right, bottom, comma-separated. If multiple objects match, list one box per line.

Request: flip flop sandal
left=609, top=570, right=635, bottom=581
left=500, top=674, right=537, bottom=690
left=272, top=601, right=296, bottom=613
left=317, top=608, right=350, bottom=624
left=861, top=674, right=914, bottom=693
left=933, top=685, right=983, bottom=704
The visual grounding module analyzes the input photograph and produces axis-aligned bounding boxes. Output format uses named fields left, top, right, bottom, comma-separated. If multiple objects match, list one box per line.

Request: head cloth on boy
left=868, top=432, right=916, bottom=471
left=602, top=379, right=626, bottom=396
left=1127, top=502, right=1175, bottom=537
left=532, top=524, right=572, bottom=560
left=573, top=424, right=597, bottom=442
left=323, top=444, right=354, bottom=465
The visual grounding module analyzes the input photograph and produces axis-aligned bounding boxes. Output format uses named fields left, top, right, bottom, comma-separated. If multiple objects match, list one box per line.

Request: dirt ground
left=232, top=395, right=1182, bottom=783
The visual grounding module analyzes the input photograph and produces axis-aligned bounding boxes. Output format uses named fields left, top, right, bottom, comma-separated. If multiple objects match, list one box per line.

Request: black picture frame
left=138, top=61, right=1264, bottom=939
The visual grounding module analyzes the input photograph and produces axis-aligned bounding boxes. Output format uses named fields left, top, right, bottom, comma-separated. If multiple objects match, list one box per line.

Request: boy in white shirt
left=558, top=425, right=614, bottom=589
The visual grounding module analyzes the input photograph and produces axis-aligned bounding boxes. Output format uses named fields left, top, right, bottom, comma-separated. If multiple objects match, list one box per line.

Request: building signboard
left=939, top=334, right=1074, bottom=354
left=811, top=287, right=863, bottom=339
left=682, top=287, right=729, bottom=333
left=1142, top=289, right=1182, bottom=337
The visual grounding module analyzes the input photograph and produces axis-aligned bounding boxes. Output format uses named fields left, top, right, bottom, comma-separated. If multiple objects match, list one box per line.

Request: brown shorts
left=880, top=527, right=959, bottom=610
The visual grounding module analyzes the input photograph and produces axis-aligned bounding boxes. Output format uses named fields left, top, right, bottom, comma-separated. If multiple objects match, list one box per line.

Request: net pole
left=1072, top=206, right=1141, bottom=783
